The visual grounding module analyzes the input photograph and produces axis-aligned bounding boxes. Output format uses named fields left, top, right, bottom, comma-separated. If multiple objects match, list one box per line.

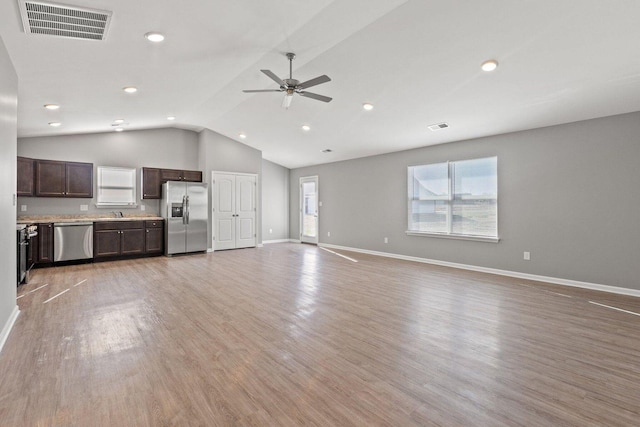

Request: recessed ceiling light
left=239, top=133, right=247, bottom=139
left=113, top=118, right=125, bottom=124
left=481, top=59, right=499, bottom=72
left=123, top=86, right=138, bottom=93
left=322, top=149, right=332, bottom=153
left=362, top=103, right=374, bottom=111
left=144, top=32, right=165, bottom=42
left=44, top=104, right=60, bottom=110
left=48, top=122, right=61, bottom=127
left=167, top=116, right=176, bottom=121
left=301, top=125, right=311, bottom=132
left=114, top=127, right=124, bottom=132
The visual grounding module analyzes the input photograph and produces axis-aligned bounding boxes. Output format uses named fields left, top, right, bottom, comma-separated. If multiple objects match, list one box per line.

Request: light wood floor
left=1, top=243, right=639, bottom=426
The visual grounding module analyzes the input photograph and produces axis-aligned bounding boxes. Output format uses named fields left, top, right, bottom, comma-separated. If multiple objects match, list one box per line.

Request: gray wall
left=17, top=127, right=199, bottom=216
left=290, top=111, right=640, bottom=291
left=197, top=129, right=263, bottom=248
left=0, top=35, right=18, bottom=347
left=262, top=159, right=289, bottom=241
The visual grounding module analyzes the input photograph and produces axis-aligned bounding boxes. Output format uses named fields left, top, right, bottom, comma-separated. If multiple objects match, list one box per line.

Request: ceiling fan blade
left=299, top=91, right=332, bottom=103
left=261, top=69, right=286, bottom=87
left=243, top=89, right=283, bottom=93
left=298, top=75, right=331, bottom=90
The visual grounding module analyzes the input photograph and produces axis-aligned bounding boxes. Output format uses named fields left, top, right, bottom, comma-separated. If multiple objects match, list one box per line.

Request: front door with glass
left=300, top=176, right=318, bottom=244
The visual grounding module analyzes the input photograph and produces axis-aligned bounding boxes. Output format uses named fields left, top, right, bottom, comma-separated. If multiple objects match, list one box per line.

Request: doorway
left=300, top=176, right=318, bottom=244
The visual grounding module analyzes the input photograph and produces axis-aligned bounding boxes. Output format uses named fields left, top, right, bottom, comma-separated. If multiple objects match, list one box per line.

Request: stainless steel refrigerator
left=161, top=181, right=208, bottom=255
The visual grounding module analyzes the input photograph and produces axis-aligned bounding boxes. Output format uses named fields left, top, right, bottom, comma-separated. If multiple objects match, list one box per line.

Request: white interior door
left=213, top=173, right=236, bottom=251
left=300, top=176, right=318, bottom=244
left=236, top=175, right=256, bottom=248
left=213, top=172, right=257, bottom=250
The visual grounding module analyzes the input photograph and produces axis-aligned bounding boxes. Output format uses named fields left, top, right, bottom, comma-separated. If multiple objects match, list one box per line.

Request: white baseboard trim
left=264, top=239, right=301, bottom=244
left=263, top=239, right=297, bottom=244
left=319, top=243, right=640, bottom=298
left=0, top=305, right=19, bottom=354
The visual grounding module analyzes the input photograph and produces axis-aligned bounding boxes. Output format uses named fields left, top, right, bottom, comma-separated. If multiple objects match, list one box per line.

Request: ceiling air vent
left=428, top=122, right=449, bottom=131
left=18, top=0, right=112, bottom=41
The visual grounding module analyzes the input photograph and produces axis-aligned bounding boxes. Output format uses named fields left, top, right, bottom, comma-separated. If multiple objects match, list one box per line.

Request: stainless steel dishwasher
left=54, top=222, right=94, bottom=262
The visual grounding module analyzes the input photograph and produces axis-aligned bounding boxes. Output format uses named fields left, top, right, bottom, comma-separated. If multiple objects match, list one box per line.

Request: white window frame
left=406, top=157, right=499, bottom=243
left=96, top=166, right=137, bottom=208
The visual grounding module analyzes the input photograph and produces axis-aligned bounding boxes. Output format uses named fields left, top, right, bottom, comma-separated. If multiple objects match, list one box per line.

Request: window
left=96, top=166, right=136, bottom=207
left=407, top=157, right=498, bottom=241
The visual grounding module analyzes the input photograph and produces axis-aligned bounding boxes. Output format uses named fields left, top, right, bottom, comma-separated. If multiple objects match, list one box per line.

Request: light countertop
left=17, top=214, right=163, bottom=225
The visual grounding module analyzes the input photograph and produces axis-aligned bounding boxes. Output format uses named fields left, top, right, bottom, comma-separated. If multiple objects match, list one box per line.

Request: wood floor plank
left=1, top=243, right=639, bottom=426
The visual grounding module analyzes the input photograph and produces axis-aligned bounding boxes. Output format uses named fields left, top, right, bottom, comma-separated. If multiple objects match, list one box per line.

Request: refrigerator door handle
left=185, top=195, right=190, bottom=225
left=182, top=195, right=187, bottom=225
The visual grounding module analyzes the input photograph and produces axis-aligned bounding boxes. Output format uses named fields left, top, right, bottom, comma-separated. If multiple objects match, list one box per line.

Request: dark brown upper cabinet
left=142, top=167, right=161, bottom=199
left=160, top=168, right=202, bottom=183
left=35, top=160, right=93, bottom=198
left=160, top=168, right=183, bottom=182
left=141, top=167, right=202, bottom=199
left=181, top=170, right=203, bottom=182
left=17, top=156, right=35, bottom=196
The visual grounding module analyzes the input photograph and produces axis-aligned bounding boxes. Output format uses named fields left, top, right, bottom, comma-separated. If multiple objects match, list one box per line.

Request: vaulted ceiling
left=2, top=0, right=640, bottom=168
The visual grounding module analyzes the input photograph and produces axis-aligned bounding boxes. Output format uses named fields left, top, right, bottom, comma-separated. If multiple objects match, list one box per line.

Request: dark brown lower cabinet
left=94, top=220, right=163, bottom=259
left=145, top=220, right=164, bottom=254
left=94, top=221, right=144, bottom=258
left=37, top=223, right=53, bottom=263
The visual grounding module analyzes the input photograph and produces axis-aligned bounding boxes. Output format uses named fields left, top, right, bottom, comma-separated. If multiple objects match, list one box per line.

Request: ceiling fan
left=243, top=52, right=332, bottom=108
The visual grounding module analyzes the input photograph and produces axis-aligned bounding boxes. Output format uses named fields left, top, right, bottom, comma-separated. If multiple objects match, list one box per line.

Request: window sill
left=405, top=231, right=500, bottom=243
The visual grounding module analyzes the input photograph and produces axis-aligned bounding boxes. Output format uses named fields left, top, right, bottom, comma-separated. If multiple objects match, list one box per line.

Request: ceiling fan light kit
left=243, top=52, right=332, bottom=109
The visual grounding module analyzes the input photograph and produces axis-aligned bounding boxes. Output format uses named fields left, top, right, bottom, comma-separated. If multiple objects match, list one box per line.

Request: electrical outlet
left=269, top=228, right=273, bottom=234
left=319, top=201, right=323, bottom=207
left=140, top=204, right=146, bottom=211
left=327, top=231, right=331, bottom=237
left=384, top=237, right=388, bottom=244
left=80, top=204, right=88, bottom=211
left=524, top=251, right=531, bottom=261
left=20, top=205, right=27, bottom=212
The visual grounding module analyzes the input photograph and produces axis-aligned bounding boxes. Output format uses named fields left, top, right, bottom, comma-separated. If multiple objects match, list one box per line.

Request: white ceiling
left=2, top=0, right=640, bottom=168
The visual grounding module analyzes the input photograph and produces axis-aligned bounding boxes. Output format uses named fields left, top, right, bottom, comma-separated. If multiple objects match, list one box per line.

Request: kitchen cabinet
left=160, top=168, right=202, bottom=182
left=35, top=160, right=93, bottom=198
left=141, top=167, right=161, bottom=199
left=94, top=221, right=145, bottom=258
left=181, top=170, right=203, bottom=182
left=94, top=220, right=163, bottom=258
left=144, top=220, right=164, bottom=254
left=141, top=167, right=202, bottom=199
left=17, top=157, right=35, bottom=196
left=160, top=168, right=183, bottom=182
left=37, top=223, right=54, bottom=263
